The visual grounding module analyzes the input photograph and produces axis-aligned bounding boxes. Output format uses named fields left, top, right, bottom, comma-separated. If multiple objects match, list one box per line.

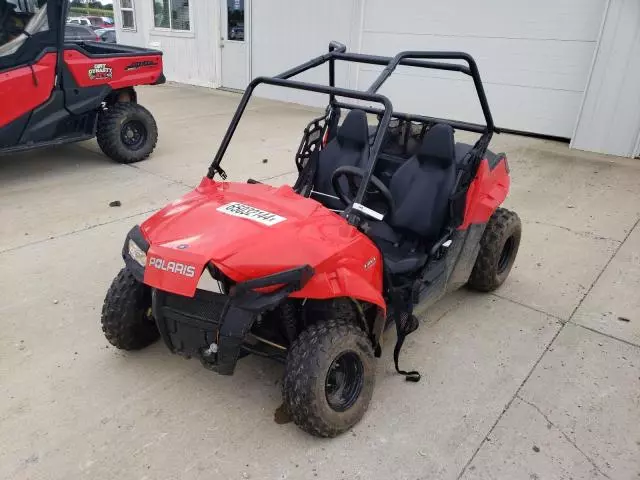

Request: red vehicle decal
left=63, top=50, right=162, bottom=88
left=459, top=157, right=510, bottom=229
left=0, top=53, right=57, bottom=128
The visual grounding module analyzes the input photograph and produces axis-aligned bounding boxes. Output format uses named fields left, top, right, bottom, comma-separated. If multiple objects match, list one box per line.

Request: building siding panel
left=572, top=0, right=640, bottom=157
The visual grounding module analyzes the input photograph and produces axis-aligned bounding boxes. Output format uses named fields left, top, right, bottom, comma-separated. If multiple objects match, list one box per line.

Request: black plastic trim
left=0, top=133, right=94, bottom=155
left=62, top=42, right=163, bottom=58
left=152, top=73, right=166, bottom=85
left=18, top=90, right=69, bottom=144
left=0, top=46, right=58, bottom=74
left=235, top=265, right=313, bottom=294
left=0, top=111, right=30, bottom=148
left=488, top=153, right=508, bottom=172
left=122, top=225, right=149, bottom=282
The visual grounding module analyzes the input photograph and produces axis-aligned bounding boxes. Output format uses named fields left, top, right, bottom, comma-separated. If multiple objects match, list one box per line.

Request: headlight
left=128, top=239, right=147, bottom=267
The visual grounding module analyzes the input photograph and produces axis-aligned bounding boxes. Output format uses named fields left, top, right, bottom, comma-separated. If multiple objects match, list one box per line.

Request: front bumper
left=151, top=264, right=313, bottom=375
left=122, top=225, right=313, bottom=375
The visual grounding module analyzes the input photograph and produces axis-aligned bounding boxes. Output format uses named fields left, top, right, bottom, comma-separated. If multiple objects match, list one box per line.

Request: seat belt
left=390, top=287, right=421, bottom=382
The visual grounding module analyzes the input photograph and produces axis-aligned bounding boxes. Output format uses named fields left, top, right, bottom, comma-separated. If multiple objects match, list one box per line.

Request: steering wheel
left=331, top=166, right=395, bottom=219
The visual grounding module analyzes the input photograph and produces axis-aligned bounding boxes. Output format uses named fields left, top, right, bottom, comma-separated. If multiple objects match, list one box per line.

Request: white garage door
left=251, top=0, right=359, bottom=107
left=357, top=0, right=607, bottom=138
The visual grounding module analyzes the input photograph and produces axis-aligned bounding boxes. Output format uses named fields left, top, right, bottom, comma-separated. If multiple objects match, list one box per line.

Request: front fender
left=290, top=266, right=386, bottom=313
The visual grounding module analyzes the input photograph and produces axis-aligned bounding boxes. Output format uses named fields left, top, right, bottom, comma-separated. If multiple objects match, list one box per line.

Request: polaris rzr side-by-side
left=0, top=0, right=163, bottom=162
left=101, top=42, right=521, bottom=437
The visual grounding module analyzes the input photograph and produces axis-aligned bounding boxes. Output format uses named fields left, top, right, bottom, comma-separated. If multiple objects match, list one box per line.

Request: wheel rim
left=325, top=351, right=364, bottom=412
left=498, top=236, right=516, bottom=273
left=120, top=120, right=147, bottom=151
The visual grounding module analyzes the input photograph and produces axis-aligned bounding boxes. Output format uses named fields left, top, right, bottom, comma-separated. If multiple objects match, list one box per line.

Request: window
left=120, top=0, right=136, bottom=30
left=226, top=0, right=244, bottom=41
left=0, top=0, right=48, bottom=58
left=153, top=0, right=190, bottom=31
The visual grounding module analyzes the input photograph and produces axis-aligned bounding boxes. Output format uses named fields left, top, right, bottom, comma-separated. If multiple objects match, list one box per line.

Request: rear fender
left=459, top=157, right=510, bottom=229
left=105, top=87, right=137, bottom=105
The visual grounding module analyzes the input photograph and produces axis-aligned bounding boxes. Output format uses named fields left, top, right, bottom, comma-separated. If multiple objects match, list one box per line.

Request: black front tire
left=97, top=102, right=158, bottom=163
left=101, top=268, right=159, bottom=350
left=468, top=207, right=522, bottom=292
left=283, top=318, right=375, bottom=438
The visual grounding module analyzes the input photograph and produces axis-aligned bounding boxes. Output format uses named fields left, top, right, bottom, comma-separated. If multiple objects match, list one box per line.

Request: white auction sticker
left=217, top=202, right=287, bottom=226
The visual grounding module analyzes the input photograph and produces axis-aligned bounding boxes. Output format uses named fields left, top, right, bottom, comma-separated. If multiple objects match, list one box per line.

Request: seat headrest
left=417, top=124, right=455, bottom=169
left=337, top=109, right=369, bottom=148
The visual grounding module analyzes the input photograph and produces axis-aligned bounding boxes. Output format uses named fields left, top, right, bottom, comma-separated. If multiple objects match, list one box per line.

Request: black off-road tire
left=97, top=102, right=158, bottom=163
left=101, top=268, right=159, bottom=350
left=283, top=318, right=375, bottom=437
left=468, top=207, right=522, bottom=292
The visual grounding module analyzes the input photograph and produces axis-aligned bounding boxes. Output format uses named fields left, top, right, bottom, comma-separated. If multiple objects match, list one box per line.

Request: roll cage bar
left=207, top=41, right=497, bottom=219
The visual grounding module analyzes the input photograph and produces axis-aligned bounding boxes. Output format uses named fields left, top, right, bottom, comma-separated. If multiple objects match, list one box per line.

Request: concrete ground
left=1, top=84, right=639, bottom=480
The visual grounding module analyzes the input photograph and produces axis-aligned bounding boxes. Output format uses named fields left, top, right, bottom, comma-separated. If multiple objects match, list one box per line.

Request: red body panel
left=63, top=50, right=163, bottom=88
left=141, top=178, right=385, bottom=310
left=140, top=156, right=509, bottom=310
left=459, top=158, right=510, bottom=229
left=0, top=53, right=57, bottom=128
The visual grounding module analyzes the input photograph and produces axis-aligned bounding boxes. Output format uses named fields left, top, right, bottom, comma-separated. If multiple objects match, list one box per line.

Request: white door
left=220, top=0, right=249, bottom=90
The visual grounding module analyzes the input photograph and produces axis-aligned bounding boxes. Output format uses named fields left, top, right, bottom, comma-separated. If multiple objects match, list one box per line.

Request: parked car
left=95, top=27, right=116, bottom=43
left=86, top=15, right=109, bottom=28
left=65, top=23, right=100, bottom=42
left=67, top=16, right=91, bottom=26
left=229, top=25, right=244, bottom=40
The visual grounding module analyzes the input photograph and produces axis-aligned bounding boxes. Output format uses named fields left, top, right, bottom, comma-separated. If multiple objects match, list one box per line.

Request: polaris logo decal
left=217, top=202, right=286, bottom=226
left=148, top=257, right=196, bottom=278
left=125, top=60, right=158, bottom=71
left=88, top=63, right=112, bottom=80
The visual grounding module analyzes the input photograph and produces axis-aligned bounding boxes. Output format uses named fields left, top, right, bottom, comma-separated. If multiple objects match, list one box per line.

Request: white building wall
left=356, top=0, right=606, bottom=138
left=250, top=0, right=362, bottom=107
left=113, top=0, right=639, bottom=157
left=571, top=0, right=640, bottom=157
left=114, top=0, right=147, bottom=49
left=114, top=0, right=219, bottom=87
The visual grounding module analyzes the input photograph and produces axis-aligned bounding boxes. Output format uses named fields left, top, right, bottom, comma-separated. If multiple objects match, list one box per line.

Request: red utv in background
left=0, top=0, right=164, bottom=163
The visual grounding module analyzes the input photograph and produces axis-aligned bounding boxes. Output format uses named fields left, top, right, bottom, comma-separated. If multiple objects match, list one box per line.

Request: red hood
left=140, top=177, right=382, bottom=303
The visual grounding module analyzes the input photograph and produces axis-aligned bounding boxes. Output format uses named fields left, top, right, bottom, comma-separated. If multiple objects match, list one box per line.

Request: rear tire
left=97, top=102, right=158, bottom=163
left=282, top=318, right=375, bottom=438
left=468, top=207, right=522, bottom=292
left=101, top=268, right=159, bottom=350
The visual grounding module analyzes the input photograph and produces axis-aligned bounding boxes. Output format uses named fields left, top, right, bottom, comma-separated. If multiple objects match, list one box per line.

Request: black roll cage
left=207, top=41, right=497, bottom=218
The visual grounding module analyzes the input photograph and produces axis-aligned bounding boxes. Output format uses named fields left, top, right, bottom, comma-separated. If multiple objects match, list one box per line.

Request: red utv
left=101, top=42, right=522, bottom=437
left=0, top=0, right=163, bottom=163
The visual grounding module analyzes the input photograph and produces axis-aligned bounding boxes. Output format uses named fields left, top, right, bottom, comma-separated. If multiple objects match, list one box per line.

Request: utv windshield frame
left=207, top=41, right=497, bottom=216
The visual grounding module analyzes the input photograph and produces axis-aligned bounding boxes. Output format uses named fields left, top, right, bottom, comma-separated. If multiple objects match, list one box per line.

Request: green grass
left=69, top=7, right=114, bottom=17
